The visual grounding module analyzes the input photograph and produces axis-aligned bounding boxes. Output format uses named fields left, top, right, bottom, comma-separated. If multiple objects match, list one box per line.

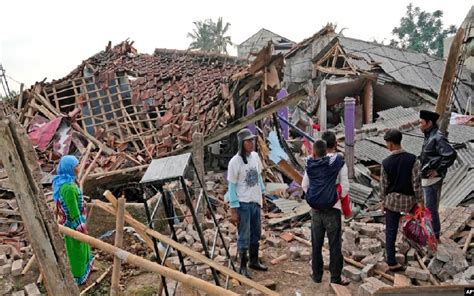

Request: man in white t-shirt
left=226, top=128, right=267, bottom=278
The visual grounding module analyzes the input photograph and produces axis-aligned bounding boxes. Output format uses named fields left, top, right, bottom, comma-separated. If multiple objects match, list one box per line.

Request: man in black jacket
left=419, top=110, right=457, bottom=239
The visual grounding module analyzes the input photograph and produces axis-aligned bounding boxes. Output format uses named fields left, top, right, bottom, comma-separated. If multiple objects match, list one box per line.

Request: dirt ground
left=78, top=229, right=362, bottom=296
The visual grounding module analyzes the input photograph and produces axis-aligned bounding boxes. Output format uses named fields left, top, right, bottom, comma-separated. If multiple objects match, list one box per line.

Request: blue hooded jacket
left=305, top=154, right=345, bottom=210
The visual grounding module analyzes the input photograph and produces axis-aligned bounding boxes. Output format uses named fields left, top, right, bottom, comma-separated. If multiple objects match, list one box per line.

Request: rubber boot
left=248, top=244, right=268, bottom=271
left=238, top=250, right=251, bottom=278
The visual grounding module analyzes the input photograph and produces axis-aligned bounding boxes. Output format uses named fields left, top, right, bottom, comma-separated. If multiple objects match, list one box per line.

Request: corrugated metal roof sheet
left=272, top=198, right=305, bottom=213
left=441, top=168, right=474, bottom=207
left=338, top=37, right=473, bottom=113
left=349, top=182, right=373, bottom=205
left=354, top=139, right=391, bottom=163
left=361, top=107, right=420, bottom=132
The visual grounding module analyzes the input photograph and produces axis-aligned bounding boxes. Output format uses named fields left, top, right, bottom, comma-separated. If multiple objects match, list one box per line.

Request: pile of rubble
left=0, top=195, right=40, bottom=295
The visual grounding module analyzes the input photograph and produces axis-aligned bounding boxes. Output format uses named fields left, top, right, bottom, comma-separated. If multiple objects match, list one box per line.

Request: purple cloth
left=247, top=104, right=257, bottom=135
left=277, top=89, right=289, bottom=140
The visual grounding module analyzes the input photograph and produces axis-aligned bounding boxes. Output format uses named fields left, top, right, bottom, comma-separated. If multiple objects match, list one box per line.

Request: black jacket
left=419, top=126, right=457, bottom=179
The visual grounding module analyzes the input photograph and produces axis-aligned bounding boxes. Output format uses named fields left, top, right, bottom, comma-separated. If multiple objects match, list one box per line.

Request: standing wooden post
left=110, top=197, right=126, bottom=296
left=436, top=27, right=465, bottom=135
left=319, top=80, right=327, bottom=132
left=192, top=132, right=205, bottom=223
left=363, top=80, right=374, bottom=124
left=0, top=118, right=79, bottom=295
left=344, top=98, right=356, bottom=180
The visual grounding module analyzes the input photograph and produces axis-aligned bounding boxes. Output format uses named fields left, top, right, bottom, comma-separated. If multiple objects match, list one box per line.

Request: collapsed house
left=284, top=26, right=473, bottom=130
left=0, top=13, right=473, bottom=295
left=237, top=28, right=295, bottom=60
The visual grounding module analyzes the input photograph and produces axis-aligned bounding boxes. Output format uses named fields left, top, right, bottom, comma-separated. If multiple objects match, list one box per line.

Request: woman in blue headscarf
left=52, top=155, right=93, bottom=285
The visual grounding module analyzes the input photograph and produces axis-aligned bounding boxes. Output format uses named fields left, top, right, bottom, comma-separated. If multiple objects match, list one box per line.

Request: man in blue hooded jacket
left=302, top=140, right=350, bottom=285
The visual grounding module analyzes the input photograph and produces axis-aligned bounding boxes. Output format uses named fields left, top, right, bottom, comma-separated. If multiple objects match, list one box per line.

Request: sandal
left=388, top=263, right=406, bottom=272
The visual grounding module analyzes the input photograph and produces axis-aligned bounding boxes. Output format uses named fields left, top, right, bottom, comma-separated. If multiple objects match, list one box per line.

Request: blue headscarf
left=52, top=155, right=79, bottom=202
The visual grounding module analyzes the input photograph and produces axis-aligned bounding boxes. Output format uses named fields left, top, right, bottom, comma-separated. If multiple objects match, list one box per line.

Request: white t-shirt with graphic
left=227, top=151, right=263, bottom=205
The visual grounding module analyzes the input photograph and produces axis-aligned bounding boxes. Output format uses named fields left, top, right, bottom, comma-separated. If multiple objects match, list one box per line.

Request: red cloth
left=312, top=123, right=320, bottom=131
left=336, top=184, right=352, bottom=218
left=402, top=206, right=437, bottom=251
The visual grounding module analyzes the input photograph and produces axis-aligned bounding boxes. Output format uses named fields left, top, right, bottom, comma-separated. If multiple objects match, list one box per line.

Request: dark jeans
left=385, top=209, right=401, bottom=266
left=423, top=181, right=442, bottom=239
left=311, top=208, right=343, bottom=283
left=237, top=202, right=261, bottom=251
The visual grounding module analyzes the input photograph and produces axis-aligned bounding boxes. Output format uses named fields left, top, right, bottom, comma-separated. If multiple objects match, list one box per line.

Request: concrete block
left=396, top=241, right=411, bottom=254
left=192, top=242, right=203, bottom=253
left=350, top=221, right=366, bottom=232
left=435, top=244, right=451, bottom=263
left=0, top=263, right=12, bottom=275
left=358, top=283, right=377, bottom=296
left=258, top=279, right=277, bottom=290
left=407, top=248, right=416, bottom=261
left=358, top=277, right=390, bottom=296
left=437, top=270, right=452, bottom=282
left=395, top=253, right=405, bottom=265
left=11, top=259, right=24, bottom=276
left=375, top=262, right=390, bottom=273
left=289, top=246, right=301, bottom=260
left=342, top=228, right=358, bottom=242
left=361, top=263, right=375, bottom=280
left=360, top=226, right=378, bottom=238
left=12, top=291, right=25, bottom=296
left=188, top=229, right=201, bottom=242
left=464, top=266, right=474, bottom=280
left=176, top=231, right=186, bottom=242
left=376, top=232, right=386, bottom=247
left=196, top=264, right=208, bottom=275
left=352, top=250, right=371, bottom=262
left=184, top=234, right=195, bottom=245
left=405, top=266, right=429, bottom=281
left=367, top=242, right=382, bottom=254
left=266, top=237, right=282, bottom=248
left=428, top=258, right=444, bottom=275
left=300, top=249, right=311, bottom=261
left=343, top=265, right=362, bottom=282
left=342, top=242, right=357, bottom=257
left=361, top=253, right=383, bottom=265
left=0, top=254, right=7, bottom=265
left=24, top=283, right=41, bottom=296
left=214, top=255, right=226, bottom=264
left=247, top=288, right=263, bottom=295
left=359, top=238, right=377, bottom=245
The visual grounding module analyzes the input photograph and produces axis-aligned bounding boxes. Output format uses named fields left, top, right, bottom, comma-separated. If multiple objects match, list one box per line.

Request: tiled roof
left=39, top=41, right=247, bottom=152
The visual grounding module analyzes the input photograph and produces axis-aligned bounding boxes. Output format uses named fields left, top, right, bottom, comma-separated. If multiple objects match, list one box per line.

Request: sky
left=1, top=0, right=472, bottom=93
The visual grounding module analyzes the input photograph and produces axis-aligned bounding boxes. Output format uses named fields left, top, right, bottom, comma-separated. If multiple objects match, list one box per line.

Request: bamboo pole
left=21, top=255, right=36, bottom=275
left=79, top=147, right=103, bottom=189
left=287, top=232, right=393, bottom=282
left=57, top=225, right=237, bottom=296
left=81, top=267, right=112, bottom=295
left=415, top=251, right=439, bottom=286
left=77, top=143, right=93, bottom=181
left=110, top=197, right=125, bottom=296
left=101, top=191, right=279, bottom=296
left=463, top=228, right=473, bottom=254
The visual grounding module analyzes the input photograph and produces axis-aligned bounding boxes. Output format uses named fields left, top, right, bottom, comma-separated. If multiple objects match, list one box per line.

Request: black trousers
left=385, top=208, right=401, bottom=266
left=311, top=208, right=343, bottom=283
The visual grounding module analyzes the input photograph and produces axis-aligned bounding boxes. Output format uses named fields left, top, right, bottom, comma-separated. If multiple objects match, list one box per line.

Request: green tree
left=390, top=3, right=457, bottom=57
left=187, top=17, right=233, bottom=54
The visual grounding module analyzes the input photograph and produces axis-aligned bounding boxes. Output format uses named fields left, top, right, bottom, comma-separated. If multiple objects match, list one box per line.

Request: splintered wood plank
left=330, top=283, right=352, bottom=296
left=0, top=119, right=79, bottom=295
left=394, top=274, right=411, bottom=287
